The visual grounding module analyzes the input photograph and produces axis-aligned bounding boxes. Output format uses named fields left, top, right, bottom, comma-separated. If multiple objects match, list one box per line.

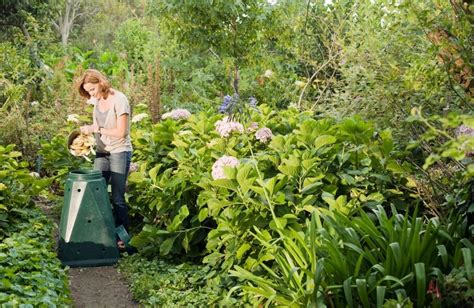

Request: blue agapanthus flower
left=248, top=96, right=257, bottom=108
left=219, top=95, right=233, bottom=113
left=219, top=94, right=240, bottom=114
left=218, top=93, right=258, bottom=122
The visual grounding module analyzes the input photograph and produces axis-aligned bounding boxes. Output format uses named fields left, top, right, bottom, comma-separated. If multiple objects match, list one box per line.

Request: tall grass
left=231, top=206, right=471, bottom=306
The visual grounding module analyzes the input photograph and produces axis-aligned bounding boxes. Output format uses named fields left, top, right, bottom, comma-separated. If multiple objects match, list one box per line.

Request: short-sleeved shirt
left=92, top=90, right=133, bottom=154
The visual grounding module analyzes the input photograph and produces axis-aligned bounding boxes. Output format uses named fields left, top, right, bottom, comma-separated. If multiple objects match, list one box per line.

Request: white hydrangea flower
left=132, top=113, right=149, bottom=123
left=211, top=155, right=240, bottom=180
left=67, top=114, right=80, bottom=123
left=255, top=127, right=273, bottom=143
left=29, top=172, right=40, bottom=178
left=162, top=108, right=191, bottom=120
left=215, top=116, right=244, bottom=137
left=161, top=112, right=172, bottom=119
left=30, top=101, right=39, bottom=107
left=264, top=69, right=273, bottom=78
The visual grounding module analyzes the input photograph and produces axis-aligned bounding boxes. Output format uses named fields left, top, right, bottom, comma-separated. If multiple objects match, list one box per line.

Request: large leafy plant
left=231, top=206, right=472, bottom=307
left=128, top=106, right=416, bottom=274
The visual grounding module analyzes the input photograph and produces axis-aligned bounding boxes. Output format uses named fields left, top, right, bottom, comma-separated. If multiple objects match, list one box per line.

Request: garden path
left=35, top=197, right=138, bottom=307
left=68, top=266, right=137, bottom=308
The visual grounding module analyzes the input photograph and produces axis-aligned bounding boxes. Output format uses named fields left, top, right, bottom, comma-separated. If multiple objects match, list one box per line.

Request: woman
left=77, top=69, right=132, bottom=250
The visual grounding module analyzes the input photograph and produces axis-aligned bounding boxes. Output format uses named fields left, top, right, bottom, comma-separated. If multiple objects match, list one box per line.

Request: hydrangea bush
left=127, top=105, right=418, bottom=270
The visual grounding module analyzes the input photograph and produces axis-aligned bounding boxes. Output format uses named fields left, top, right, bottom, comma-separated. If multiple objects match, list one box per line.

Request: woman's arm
left=100, top=114, right=128, bottom=138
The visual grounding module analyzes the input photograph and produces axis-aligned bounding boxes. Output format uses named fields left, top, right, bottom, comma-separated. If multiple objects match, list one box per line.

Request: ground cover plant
left=0, top=210, right=71, bottom=306
left=0, top=145, right=71, bottom=306
left=118, top=254, right=234, bottom=306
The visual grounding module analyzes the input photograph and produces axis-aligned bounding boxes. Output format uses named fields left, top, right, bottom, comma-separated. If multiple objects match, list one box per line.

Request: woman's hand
left=80, top=124, right=99, bottom=134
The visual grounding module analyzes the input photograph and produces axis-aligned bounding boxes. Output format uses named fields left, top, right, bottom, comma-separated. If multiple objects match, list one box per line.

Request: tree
left=52, top=0, right=87, bottom=46
left=156, top=0, right=273, bottom=94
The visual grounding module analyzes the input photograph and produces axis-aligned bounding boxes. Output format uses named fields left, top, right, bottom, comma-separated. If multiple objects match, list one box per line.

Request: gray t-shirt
left=93, top=90, right=133, bottom=153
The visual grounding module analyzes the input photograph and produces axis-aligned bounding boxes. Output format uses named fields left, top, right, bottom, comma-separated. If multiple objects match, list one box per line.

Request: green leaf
left=441, top=147, right=465, bottom=160
left=167, top=205, right=190, bottom=231
left=250, top=185, right=265, bottom=196
left=236, top=164, right=254, bottom=194
left=223, top=166, right=237, bottom=179
left=343, top=277, right=354, bottom=308
left=269, top=217, right=287, bottom=230
left=356, top=279, right=370, bottom=308
left=437, top=245, right=448, bottom=267
left=236, top=243, right=251, bottom=260
left=321, top=192, right=336, bottom=208
left=160, top=236, right=178, bottom=255
left=314, top=135, right=337, bottom=150
left=414, top=263, right=426, bottom=307
left=376, top=286, right=386, bottom=308
left=207, top=198, right=228, bottom=215
left=264, top=177, right=277, bottom=196
left=367, top=192, right=384, bottom=202
left=211, top=179, right=238, bottom=191
left=423, top=154, right=440, bottom=169
left=198, top=207, right=208, bottom=222
left=303, top=205, right=317, bottom=213
left=462, top=248, right=472, bottom=280
left=148, top=164, right=162, bottom=183
left=386, top=161, right=406, bottom=174
left=182, top=232, right=191, bottom=252
left=278, top=157, right=300, bottom=177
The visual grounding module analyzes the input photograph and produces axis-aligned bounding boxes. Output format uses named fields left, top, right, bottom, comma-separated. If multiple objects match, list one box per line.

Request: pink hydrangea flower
left=211, top=155, right=240, bottom=179
left=456, top=125, right=474, bottom=137
left=456, top=125, right=474, bottom=156
left=215, top=116, right=244, bottom=137
left=162, top=108, right=191, bottom=120
left=255, top=127, right=273, bottom=143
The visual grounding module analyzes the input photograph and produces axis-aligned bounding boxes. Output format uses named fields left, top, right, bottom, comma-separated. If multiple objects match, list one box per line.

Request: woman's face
left=83, top=82, right=101, bottom=99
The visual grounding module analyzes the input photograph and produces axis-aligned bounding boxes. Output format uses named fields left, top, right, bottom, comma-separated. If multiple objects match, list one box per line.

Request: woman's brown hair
left=77, top=69, right=113, bottom=99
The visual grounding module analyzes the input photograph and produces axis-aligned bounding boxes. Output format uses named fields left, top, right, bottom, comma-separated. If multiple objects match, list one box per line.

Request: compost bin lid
left=69, top=169, right=102, bottom=181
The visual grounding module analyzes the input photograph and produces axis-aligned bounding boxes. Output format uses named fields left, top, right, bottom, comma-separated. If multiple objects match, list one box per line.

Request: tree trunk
left=55, top=0, right=82, bottom=47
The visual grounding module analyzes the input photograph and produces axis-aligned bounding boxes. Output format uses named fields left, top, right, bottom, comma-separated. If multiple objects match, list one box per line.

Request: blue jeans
left=94, top=151, right=132, bottom=231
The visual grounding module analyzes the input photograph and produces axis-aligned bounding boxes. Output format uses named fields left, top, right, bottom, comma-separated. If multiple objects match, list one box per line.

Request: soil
left=68, top=266, right=138, bottom=308
left=35, top=197, right=138, bottom=307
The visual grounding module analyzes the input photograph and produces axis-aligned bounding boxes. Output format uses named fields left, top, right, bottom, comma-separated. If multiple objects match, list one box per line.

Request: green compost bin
left=58, top=169, right=119, bottom=267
